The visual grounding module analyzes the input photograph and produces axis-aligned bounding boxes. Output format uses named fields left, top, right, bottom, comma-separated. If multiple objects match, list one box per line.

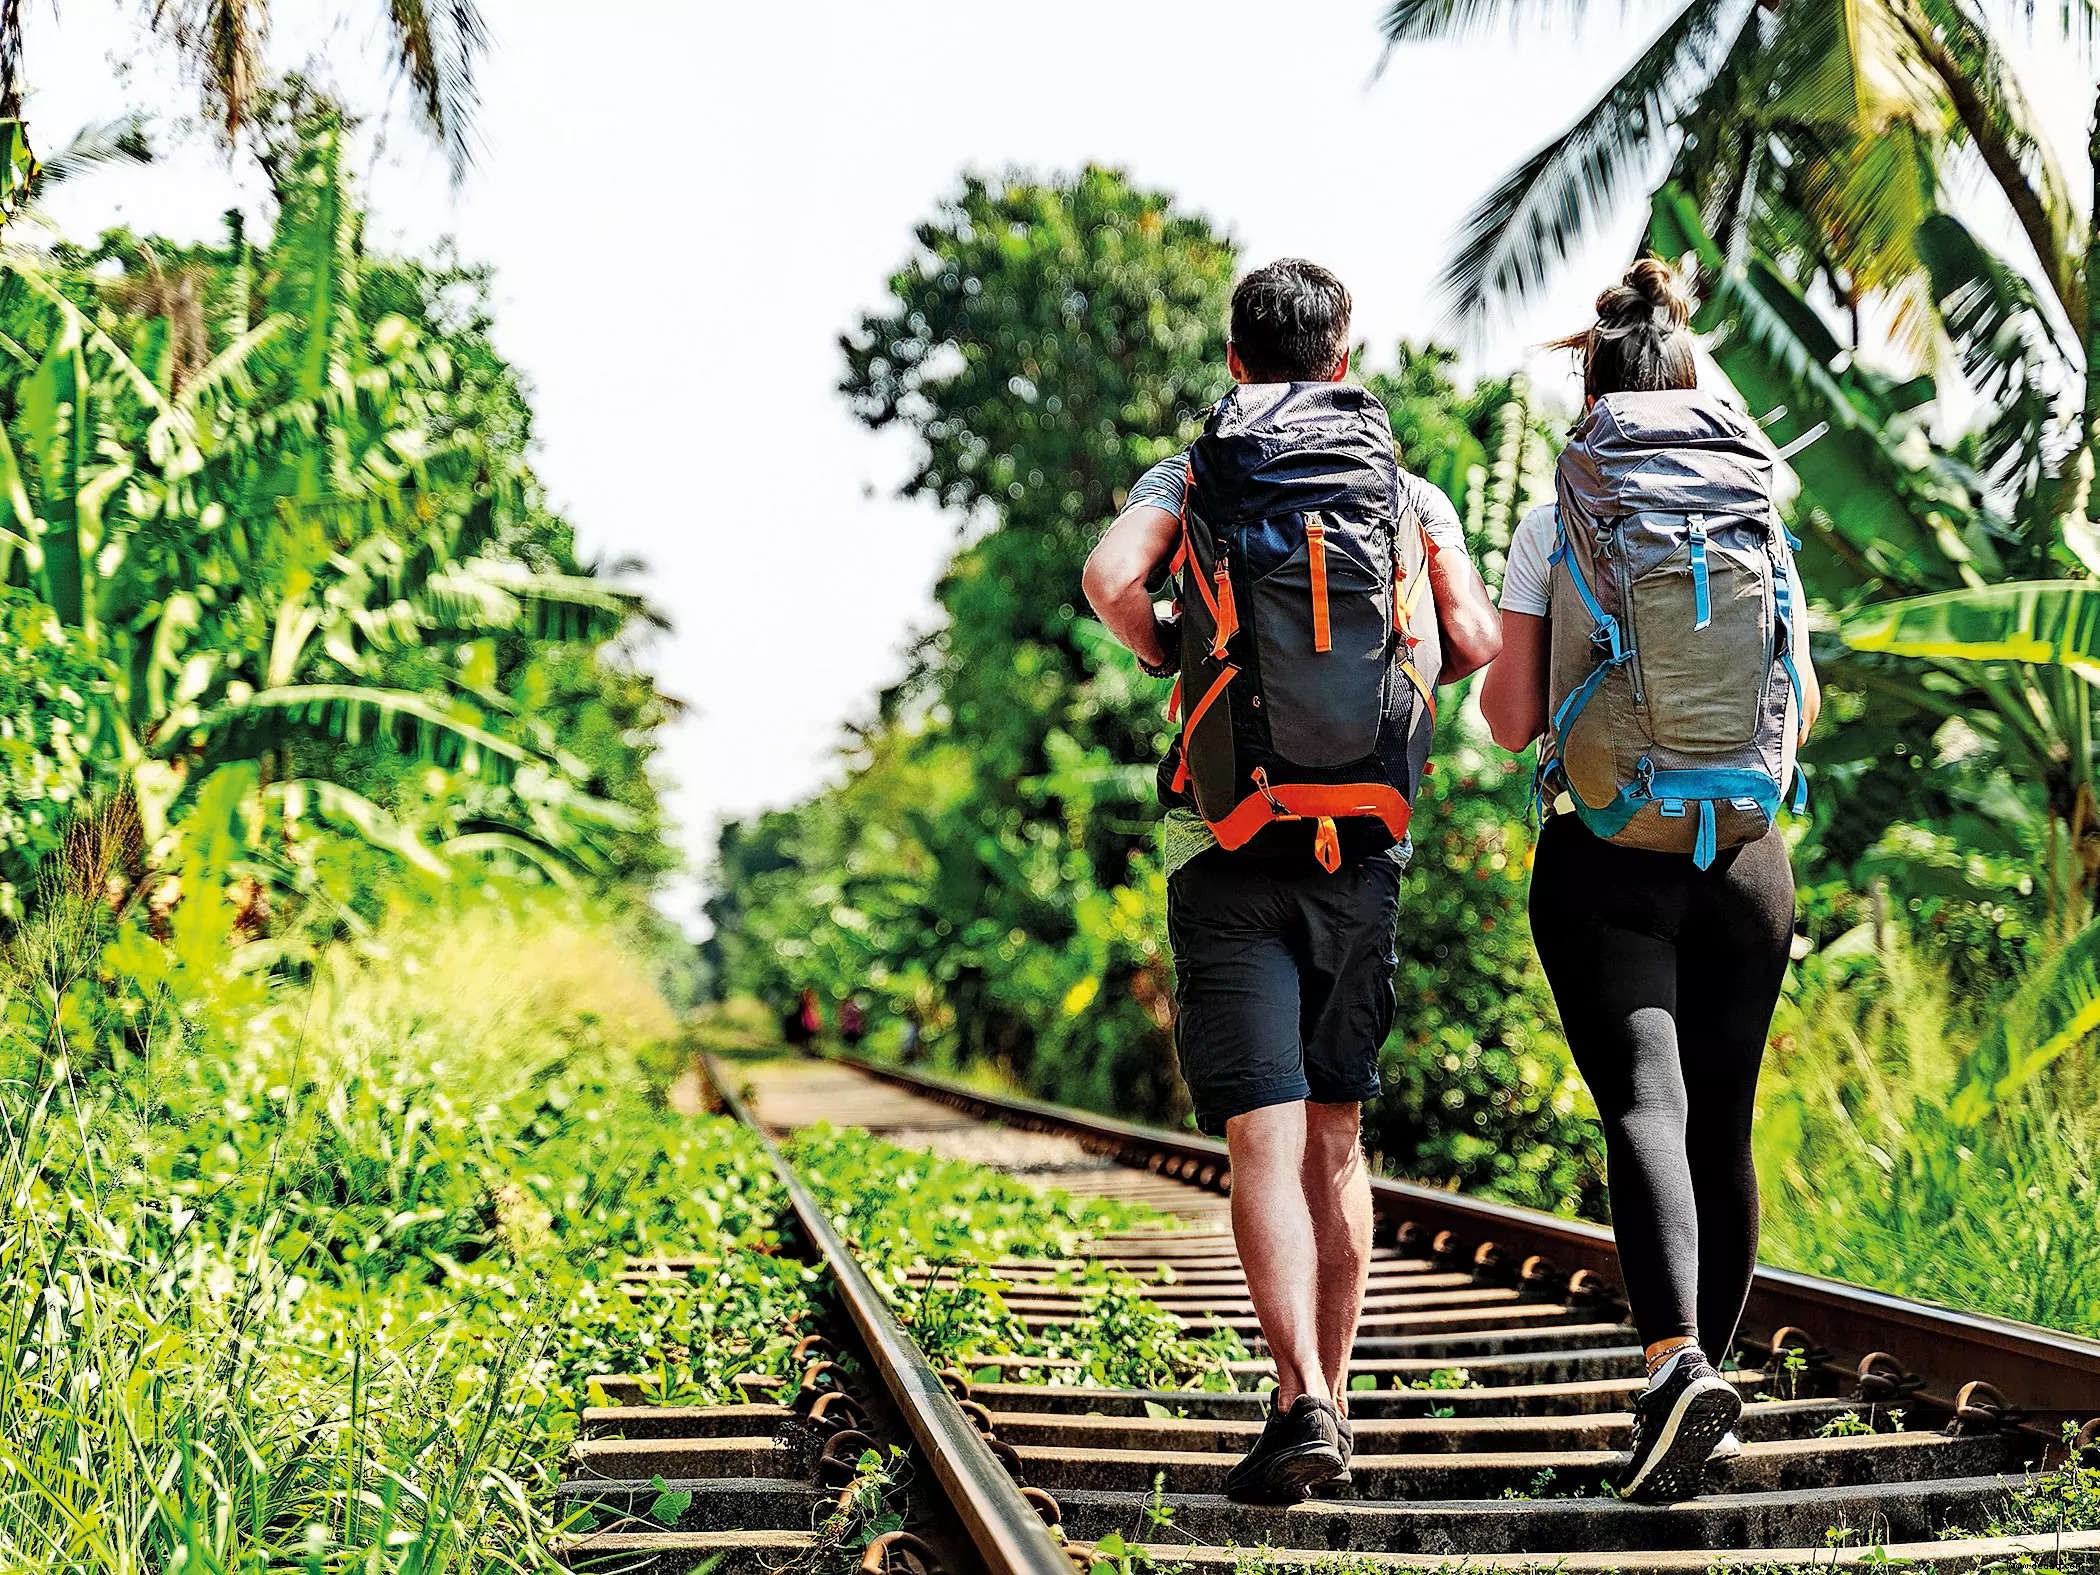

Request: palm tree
left=1378, top=1, right=2089, bottom=349
left=0, top=1, right=487, bottom=179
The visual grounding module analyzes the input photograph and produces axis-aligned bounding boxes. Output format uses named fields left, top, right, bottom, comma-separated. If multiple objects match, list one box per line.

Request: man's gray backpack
left=1543, top=389, right=1808, bottom=867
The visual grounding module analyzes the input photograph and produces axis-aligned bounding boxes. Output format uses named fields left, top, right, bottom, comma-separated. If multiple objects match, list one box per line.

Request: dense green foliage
left=0, top=74, right=700, bottom=1573
left=0, top=106, right=677, bottom=935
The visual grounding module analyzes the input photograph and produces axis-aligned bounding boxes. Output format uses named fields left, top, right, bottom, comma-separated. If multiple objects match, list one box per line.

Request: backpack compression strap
left=1307, top=519, right=1332, bottom=653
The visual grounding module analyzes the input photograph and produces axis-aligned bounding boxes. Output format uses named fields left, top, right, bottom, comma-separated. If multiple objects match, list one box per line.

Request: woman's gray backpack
left=1543, top=389, right=1808, bottom=867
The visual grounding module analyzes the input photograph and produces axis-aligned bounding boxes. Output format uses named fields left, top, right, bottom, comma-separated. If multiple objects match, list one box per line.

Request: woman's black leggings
left=1529, top=814, right=1795, bottom=1363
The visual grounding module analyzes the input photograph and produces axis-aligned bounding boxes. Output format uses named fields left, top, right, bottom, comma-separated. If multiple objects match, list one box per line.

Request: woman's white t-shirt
left=1496, top=502, right=1808, bottom=618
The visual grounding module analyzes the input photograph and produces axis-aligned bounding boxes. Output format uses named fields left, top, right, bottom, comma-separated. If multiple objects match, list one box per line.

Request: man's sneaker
left=1709, top=1429, right=1743, bottom=1463
left=1310, top=1410, right=1353, bottom=1498
left=1223, top=1394, right=1346, bottom=1504
left=1617, top=1348, right=1741, bottom=1503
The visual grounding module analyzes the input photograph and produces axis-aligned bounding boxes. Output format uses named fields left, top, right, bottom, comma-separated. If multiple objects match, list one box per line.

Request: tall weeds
left=1758, top=932, right=2100, bottom=1335
left=0, top=863, right=796, bottom=1572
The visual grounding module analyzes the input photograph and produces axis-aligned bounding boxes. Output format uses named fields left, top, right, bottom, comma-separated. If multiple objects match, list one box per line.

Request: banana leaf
left=1843, top=581, right=2100, bottom=684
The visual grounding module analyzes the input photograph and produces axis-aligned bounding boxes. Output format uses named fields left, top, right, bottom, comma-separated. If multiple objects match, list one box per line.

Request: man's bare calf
left=1226, top=1098, right=1372, bottom=1407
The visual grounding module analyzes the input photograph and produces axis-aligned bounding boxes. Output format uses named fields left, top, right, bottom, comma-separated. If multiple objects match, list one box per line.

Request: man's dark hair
left=1230, top=259, right=1353, bottom=382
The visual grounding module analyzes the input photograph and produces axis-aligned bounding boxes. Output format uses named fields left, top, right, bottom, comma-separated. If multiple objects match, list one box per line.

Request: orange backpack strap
left=1169, top=664, right=1237, bottom=795
left=1307, top=519, right=1332, bottom=653
left=1313, top=816, right=1341, bottom=873
left=1210, top=564, right=1238, bottom=657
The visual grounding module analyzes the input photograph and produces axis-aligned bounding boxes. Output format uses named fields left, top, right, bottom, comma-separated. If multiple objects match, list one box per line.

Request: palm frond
left=1378, top=0, right=1619, bottom=44
left=30, top=116, right=151, bottom=191
left=1435, top=0, right=1750, bottom=323
left=1905, top=0, right=2084, bottom=325
left=1914, top=211, right=2076, bottom=515
left=384, top=0, right=489, bottom=182
left=147, top=1, right=267, bottom=139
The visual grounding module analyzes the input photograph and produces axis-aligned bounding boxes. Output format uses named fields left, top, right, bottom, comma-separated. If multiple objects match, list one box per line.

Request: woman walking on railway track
left=1479, top=259, right=1820, bottom=1503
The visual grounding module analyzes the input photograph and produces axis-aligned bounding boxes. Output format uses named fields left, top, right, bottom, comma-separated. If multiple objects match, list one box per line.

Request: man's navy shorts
left=1165, top=847, right=1405, bottom=1136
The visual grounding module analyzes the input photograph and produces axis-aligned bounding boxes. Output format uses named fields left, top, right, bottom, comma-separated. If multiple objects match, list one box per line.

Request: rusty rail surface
left=837, top=1053, right=2100, bottom=1432
left=706, top=1056, right=1074, bottom=1575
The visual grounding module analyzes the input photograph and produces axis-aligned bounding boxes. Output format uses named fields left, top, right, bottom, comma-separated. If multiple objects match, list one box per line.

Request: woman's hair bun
left=1549, top=255, right=1698, bottom=398
left=1596, top=257, right=1691, bottom=330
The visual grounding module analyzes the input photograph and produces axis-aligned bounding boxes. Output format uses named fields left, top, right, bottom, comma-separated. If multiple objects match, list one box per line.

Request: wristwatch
left=1137, top=614, right=1180, bottom=678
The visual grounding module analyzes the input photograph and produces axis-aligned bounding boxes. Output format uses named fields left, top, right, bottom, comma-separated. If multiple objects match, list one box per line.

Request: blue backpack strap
left=1693, top=800, right=1719, bottom=870
left=1553, top=510, right=1625, bottom=663
left=1688, top=517, right=1711, bottom=630
left=1551, top=659, right=1613, bottom=740
left=1790, top=761, right=1810, bottom=814
left=1772, top=555, right=1807, bottom=712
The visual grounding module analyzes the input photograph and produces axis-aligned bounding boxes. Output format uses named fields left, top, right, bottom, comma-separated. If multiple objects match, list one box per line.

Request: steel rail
left=701, top=1055, right=1074, bottom=1575
left=834, top=1053, right=2100, bottom=1427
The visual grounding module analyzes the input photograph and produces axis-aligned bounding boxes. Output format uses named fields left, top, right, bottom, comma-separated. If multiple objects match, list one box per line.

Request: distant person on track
left=783, top=987, right=823, bottom=1053
left=1082, top=259, right=1500, bottom=1503
left=840, top=995, right=868, bottom=1051
left=1479, top=259, right=1820, bottom=1502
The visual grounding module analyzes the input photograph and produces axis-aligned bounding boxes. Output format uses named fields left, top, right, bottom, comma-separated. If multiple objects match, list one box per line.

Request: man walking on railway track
left=1082, top=259, right=1501, bottom=1503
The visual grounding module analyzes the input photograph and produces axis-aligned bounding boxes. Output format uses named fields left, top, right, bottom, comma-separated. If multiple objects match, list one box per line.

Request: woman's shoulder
left=1508, top=503, right=1558, bottom=563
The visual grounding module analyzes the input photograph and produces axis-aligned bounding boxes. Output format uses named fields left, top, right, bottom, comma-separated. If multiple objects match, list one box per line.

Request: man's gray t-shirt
left=1124, top=450, right=1472, bottom=876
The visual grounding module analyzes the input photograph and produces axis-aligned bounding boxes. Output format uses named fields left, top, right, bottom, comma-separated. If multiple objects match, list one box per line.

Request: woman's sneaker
left=1223, top=1394, right=1346, bottom=1504
left=1709, top=1430, right=1743, bottom=1463
left=1617, top=1348, right=1741, bottom=1502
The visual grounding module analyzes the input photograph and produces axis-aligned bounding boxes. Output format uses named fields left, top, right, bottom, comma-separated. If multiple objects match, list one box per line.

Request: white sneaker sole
left=1622, top=1376, right=1742, bottom=1502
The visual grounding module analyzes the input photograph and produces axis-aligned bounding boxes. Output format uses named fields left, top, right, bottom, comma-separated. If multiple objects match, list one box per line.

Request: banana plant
left=1651, top=182, right=2100, bottom=907
left=0, top=114, right=654, bottom=890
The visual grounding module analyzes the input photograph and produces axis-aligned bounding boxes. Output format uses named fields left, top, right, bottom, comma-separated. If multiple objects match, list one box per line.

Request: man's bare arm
left=1082, top=504, right=1181, bottom=670
left=1429, top=545, right=1502, bottom=683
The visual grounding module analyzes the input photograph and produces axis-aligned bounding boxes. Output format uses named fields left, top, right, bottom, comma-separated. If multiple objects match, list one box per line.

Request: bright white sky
left=19, top=2, right=2093, bottom=925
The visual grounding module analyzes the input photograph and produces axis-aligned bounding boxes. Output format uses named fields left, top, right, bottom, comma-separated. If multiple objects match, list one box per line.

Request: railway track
left=560, top=1054, right=2100, bottom=1574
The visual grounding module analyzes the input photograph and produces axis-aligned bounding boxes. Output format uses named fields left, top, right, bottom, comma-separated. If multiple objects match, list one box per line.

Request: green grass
left=1756, top=935, right=2100, bottom=1336
left=0, top=885, right=809, bottom=1572
left=789, top=1123, right=1253, bottom=1390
